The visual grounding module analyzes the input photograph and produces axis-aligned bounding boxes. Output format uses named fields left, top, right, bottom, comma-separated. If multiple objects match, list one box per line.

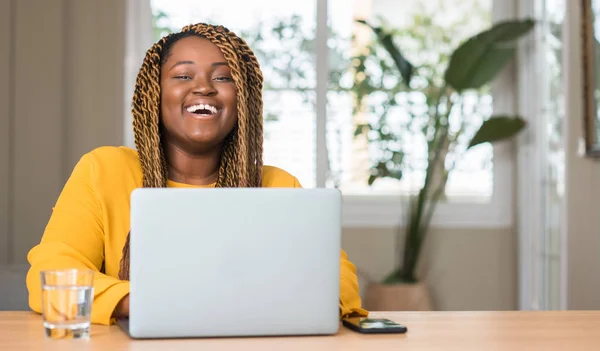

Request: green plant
left=355, top=18, right=535, bottom=283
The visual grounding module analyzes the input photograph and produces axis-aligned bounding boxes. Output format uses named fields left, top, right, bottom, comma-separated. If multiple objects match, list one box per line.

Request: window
left=327, top=0, right=493, bottom=199
left=151, top=0, right=319, bottom=187
left=129, top=0, right=514, bottom=227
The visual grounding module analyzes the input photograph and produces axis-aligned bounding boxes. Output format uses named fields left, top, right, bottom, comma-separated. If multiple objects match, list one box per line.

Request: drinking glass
left=40, top=269, right=94, bottom=339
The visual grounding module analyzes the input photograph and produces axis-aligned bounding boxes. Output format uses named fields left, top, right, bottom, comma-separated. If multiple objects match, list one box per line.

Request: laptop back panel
left=128, top=188, right=341, bottom=338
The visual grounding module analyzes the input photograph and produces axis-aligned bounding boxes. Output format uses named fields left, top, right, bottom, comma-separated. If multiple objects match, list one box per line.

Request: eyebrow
left=169, top=60, right=229, bottom=71
left=169, top=60, right=194, bottom=71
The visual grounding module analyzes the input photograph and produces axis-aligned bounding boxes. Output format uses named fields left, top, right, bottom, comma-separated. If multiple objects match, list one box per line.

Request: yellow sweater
left=26, top=146, right=368, bottom=325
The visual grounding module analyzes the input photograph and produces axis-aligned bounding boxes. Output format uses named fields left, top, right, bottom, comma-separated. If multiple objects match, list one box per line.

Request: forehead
left=164, top=36, right=228, bottom=66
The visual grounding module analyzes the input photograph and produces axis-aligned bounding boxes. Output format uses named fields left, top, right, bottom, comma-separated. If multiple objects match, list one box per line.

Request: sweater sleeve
left=339, top=250, right=369, bottom=318
left=26, top=152, right=130, bottom=326
left=291, top=176, right=368, bottom=318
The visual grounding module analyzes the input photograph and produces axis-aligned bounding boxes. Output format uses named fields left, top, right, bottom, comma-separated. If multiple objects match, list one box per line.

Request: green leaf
left=391, top=151, right=404, bottom=164
left=354, top=123, right=370, bottom=137
left=467, top=116, right=527, bottom=149
left=367, top=174, right=377, bottom=186
left=388, top=169, right=402, bottom=180
left=458, top=47, right=516, bottom=89
left=356, top=19, right=414, bottom=86
left=445, top=19, right=535, bottom=91
left=380, top=131, right=393, bottom=141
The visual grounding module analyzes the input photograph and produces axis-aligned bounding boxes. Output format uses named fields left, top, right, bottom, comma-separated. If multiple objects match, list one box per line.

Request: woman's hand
left=113, top=294, right=130, bottom=318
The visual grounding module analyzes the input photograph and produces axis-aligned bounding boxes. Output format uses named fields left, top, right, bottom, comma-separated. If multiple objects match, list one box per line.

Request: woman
left=26, top=23, right=367, bottom=325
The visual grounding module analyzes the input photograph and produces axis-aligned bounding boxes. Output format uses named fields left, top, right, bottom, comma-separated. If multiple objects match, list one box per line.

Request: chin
left=183, top=135, right=223, bottom=152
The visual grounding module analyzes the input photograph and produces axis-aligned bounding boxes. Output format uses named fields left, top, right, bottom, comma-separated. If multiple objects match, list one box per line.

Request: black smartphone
left=342, top=317, right=408, bottom=334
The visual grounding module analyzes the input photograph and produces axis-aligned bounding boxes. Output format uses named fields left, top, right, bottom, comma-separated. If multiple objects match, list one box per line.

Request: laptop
left=118, top=187, right=341, bottom=339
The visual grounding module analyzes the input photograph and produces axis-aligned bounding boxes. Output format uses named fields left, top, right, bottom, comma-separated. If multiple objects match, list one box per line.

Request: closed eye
left=215, top=76, right=233, bottom=82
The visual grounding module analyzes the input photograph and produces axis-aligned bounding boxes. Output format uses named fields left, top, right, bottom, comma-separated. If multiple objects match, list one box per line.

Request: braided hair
left=118, top=23, right=264, bottom=280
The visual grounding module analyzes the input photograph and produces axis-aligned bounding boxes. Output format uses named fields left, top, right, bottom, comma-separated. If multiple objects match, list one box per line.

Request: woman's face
left=160, top=36, right=238, bottom=154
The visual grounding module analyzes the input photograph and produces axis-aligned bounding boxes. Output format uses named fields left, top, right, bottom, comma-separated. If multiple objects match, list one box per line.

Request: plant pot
left=363, top=282, right=433, bottom=311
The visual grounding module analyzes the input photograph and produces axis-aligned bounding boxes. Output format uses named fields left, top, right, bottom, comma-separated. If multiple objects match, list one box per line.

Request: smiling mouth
left=185, top=104, right=219, bottom=117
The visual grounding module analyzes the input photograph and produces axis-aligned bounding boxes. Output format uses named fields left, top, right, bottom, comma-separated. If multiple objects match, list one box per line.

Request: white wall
left=346, top=227, right=517, bottom=310
left=565, top=0, right=600, bottom=309
left=0, top=0, right=12, bottom=264
left=0, top=0, right=126, bottom=264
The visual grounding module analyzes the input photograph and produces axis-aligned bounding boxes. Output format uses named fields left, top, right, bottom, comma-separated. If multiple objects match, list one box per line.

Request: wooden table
left=1, top=311, right=600, bottom=350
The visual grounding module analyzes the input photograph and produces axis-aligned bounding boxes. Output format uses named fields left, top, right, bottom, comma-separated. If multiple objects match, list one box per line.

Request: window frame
left=516, top=0, right=567, bottom=311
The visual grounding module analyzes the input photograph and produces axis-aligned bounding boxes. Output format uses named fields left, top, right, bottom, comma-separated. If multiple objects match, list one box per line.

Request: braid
left=229, top=34, right=264, bottom=186
left=118, top=23, right=264, bottom=280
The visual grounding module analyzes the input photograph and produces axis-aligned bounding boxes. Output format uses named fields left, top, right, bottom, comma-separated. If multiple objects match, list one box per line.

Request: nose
left=192, top=77, right=217, bottom=96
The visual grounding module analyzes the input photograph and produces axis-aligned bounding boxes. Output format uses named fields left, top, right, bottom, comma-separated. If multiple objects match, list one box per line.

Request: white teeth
left=186, top=104, right=218, bottom=114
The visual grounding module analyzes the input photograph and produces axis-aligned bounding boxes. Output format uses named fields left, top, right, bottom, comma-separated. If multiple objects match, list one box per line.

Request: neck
left=163, top=139, right=221, bottom=186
